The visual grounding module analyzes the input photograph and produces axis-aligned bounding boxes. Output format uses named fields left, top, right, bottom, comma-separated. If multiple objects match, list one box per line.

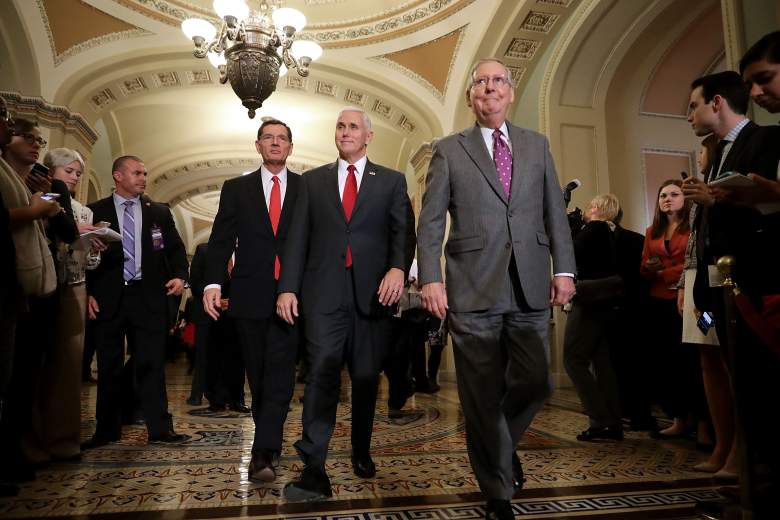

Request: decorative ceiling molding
left=38, top=0, right=150, bottom=66
left=1, top=91, right=99, bottom=147
left=372, top=26, right=466, bottom=101
left=114, top=0, right=475, bottom=49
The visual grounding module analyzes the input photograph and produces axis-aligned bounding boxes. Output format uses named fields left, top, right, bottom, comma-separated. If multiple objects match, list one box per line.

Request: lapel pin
left=368, top=171, right=376, bottom=176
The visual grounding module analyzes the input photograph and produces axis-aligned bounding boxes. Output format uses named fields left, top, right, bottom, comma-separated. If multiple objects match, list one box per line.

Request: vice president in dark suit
left=417, top=59, right=576, bottom=520
left=84, top=155, right=189, bottom=448
left=277, top=107, right=413, bottom=501
left=203, top=119, right=300, bottom=483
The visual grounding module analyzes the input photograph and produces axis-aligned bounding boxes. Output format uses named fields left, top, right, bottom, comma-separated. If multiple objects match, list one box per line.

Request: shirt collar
left=260, top=164, right=287, bottom=185
left=723, top=118, right=750, bottom=142
left=338, top=155, right=368, bottom=175
left=479, top=122, right=509, bottom=141
left=113, top=192, right=140, bottom=205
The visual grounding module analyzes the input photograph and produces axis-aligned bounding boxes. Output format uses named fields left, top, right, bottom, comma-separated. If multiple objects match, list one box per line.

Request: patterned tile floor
left=0, top=362, right=723, bottom=519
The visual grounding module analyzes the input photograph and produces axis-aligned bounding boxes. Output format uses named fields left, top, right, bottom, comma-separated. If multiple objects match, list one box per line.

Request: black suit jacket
left=279, top=159, right=413, bottom=316
left=695, top=122, right=780, bottom=308
left=206, top=168, right=300, bottom=320
left=86, top=194, right=188, bottom=321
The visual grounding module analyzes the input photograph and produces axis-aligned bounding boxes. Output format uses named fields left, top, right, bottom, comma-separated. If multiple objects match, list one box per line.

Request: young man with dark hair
left=684, top=67, right=780, bottom=519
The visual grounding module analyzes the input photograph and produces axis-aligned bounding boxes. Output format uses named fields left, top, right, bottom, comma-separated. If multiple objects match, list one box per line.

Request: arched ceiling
left=3, top=0, right=583, bottom=250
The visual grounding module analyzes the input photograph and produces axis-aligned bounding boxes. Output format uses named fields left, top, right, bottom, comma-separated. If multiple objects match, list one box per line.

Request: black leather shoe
left=351, top=453, right=376, bottom=478
left=208, top=403, right=227, bottom=412
left=148, top=432, right=191, bottom=444
left=229, top=402, right=251, bottom=414
left=485, top=499, right=514, bottom=520
left=576, top=425, right=624, bottom=441
left=512, top=452, right=525, bottom=491
left=81, top=434, right=119, bottom=450
left=283, top=466, right=332, bottom=502
left=248, top=450, right=275, bottom=482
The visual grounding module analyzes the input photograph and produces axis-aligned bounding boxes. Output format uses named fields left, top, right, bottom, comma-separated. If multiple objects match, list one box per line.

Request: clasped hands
left=275, top=267, right=406, bottom=325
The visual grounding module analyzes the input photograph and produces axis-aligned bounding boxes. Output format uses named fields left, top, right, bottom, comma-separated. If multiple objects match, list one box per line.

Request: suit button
left=505, top=242, right=511, bottom=249
left=508, top=212, right=513, bottom=217
left=346, top=229, right=351, bottom=234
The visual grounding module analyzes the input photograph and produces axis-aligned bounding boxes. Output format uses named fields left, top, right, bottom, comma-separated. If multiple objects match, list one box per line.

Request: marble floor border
left=12, top=478, right=722, bottom=520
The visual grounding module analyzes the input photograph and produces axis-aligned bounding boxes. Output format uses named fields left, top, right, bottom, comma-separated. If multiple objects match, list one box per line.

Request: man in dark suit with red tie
left=277, top=107, right=413, bottom=501
left=203, top=119, right=300, bottom=483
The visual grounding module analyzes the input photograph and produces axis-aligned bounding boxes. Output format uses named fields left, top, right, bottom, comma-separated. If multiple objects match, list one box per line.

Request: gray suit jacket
left=417, top=122, right=576, bottom=312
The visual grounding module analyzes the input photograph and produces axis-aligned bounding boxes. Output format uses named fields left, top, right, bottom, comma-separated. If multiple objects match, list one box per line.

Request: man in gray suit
left=417, top=58, right=576, bottom=520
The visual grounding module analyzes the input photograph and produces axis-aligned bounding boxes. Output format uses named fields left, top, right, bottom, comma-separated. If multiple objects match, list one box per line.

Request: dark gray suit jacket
left=278, top=159, right=412, bottom=316
left=417, top=122, right=576, bottom=311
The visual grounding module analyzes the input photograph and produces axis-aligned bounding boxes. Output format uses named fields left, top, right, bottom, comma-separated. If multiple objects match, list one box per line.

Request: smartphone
left=680, top=171, right=688, bottom=180
left=41, top=193, right=61, bottom=201
left=31, top=163, right=50, bottom=178
left=697, top=311, right=714, bottom=335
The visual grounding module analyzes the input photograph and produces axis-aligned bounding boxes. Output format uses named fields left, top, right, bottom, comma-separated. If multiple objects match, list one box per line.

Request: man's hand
left=26, top=174, right=51, bottom=195
left=551, top=276, right=576, bottom=306
left=710, top=174, right=780, bottom=207
left=377, top=267, right=405, bottom=306
left=165, top=278, right=185, bottom=296
left=78, top=223, right=108, bottom=251
left=677, top=288, right=685, bottom=317
left=421, top=282, right=448, bottom=320
left=203, top=287, right=222, bottom=321
left=276, top=292, right=299, bottom=325
left=682, top=177, right=715, bottom=206
left=87, top=295, right=100, bottom=320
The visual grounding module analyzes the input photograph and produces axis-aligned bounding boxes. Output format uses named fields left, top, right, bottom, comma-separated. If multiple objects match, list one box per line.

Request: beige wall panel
left=560, top=123, right=598, bottom=199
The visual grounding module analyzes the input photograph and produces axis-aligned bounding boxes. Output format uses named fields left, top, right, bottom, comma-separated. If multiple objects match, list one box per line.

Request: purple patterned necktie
left=493, top=128, right=513, bottom=198
left=122, top=200, right=136, bottom=281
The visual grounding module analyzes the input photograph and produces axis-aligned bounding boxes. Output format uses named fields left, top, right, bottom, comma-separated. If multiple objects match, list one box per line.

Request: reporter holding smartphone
left=22, top=148, right=106, bottom=464
left=639, top=180, right=701, bottom=441
left=0, top=117, right=78, bottom=481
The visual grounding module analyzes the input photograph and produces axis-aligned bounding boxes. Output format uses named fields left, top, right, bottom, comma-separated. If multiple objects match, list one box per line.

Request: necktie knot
left=123, top=200, right=134, bottom=208
left=271, top=175, right=279, bottom=185
left=347, top=164, right=357, bottom=175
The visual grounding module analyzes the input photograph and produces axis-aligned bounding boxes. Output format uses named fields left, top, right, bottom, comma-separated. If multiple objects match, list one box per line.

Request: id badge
left=151, top=225, right=165, bottom=251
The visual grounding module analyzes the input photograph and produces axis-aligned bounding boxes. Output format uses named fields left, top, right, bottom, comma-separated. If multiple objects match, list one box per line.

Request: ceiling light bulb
left=272, top=7, right=306, bottom=33
left=207, top=51, right=226, bottom=68
left=213, top=0, right=249, bottom=21
left=291, top=40, right=322, bottom=61
left=181, top=18, right=217, bottom=41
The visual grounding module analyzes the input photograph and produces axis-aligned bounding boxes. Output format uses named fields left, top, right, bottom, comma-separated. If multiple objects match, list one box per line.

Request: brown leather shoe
left=248, top=450, right=275, bottom=482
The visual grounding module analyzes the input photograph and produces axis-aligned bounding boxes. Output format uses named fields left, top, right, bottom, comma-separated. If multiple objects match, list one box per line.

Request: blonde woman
left=26, top=148, right=104, bottom=462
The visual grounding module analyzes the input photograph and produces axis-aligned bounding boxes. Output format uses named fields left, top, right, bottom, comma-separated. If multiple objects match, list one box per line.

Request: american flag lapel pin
left=368, top=171, right=376, bottom=176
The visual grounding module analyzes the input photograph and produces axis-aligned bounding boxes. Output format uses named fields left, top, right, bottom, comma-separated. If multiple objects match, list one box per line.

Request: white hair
left=43, top=147, right=86, bottom=172
left=338, top=106, right=372, bottom=130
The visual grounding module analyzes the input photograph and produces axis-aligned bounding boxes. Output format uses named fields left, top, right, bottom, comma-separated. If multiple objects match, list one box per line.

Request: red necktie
left=269, top=176, right=281, bottom=280
left=342, top=165, right=358, bottom=267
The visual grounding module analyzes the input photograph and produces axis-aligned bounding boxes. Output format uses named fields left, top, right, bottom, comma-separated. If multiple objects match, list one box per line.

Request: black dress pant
left=204, top=314, right=244, bottom=406
left=233, top=316, right=297, bottom=454
left=384, top=316, right=413, bottom=410
left=295, top=269, right=391, bottom=469
left=92, top=284, right=170, bottom=439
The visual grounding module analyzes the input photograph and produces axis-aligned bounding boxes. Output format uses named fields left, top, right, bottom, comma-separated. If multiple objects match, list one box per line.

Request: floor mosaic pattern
left=0, top=364, right=723, bottom=519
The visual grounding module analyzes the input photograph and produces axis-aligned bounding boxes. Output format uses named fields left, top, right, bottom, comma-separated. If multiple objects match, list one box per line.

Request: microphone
left=563, top=178, right=581, bottom=207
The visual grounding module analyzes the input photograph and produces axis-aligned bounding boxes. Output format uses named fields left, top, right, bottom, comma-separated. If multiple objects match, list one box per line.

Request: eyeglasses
left=471, top=75, right=512, bottom=90
left=259, top=133, right=290, bottom=143
left=13, top=132, right=47, bottom=147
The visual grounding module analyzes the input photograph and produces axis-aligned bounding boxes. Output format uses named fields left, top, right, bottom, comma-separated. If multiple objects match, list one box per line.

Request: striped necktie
left=122, top=200, right=136, bottom=281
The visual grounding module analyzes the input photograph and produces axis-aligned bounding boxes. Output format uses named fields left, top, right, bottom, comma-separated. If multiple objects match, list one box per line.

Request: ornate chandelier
left=181, top=0, right=323, bottom=118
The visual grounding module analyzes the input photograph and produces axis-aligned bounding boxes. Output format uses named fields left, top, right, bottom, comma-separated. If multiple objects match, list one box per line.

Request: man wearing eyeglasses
left=417, top=58, right=576, bottom=520
left=203, top=119, right=301, bottom=483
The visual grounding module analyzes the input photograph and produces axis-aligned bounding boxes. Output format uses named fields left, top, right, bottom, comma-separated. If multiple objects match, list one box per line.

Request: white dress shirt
left=113, top=192, right=143, bottom=280
left=337, top=155, right=368, bottom=198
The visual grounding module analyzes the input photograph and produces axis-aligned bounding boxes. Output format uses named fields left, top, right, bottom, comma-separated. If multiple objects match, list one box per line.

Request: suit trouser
left=295, top=269, right=391, bottom=469
left=188, top=316, right=208, bottom=402
left=205, top=314, right=245, bottom=406
left=233, top=315, right=297, bottom=454
left=448, top=269, right=551, bottom=501
left=92, top=284, right=170, bottom=439
left=0, top=289, right=17, bottom=420
left=563, top=303, right=621, bottom=428
left=384, top=316, right=414, bottom=410
left=28, top=283, right=87, bottom=459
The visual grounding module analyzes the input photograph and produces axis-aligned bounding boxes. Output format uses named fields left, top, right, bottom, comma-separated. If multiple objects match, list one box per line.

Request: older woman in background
left=25, top=148, right=103, bottom=463
left=564, top=194, right=625, bottom=442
